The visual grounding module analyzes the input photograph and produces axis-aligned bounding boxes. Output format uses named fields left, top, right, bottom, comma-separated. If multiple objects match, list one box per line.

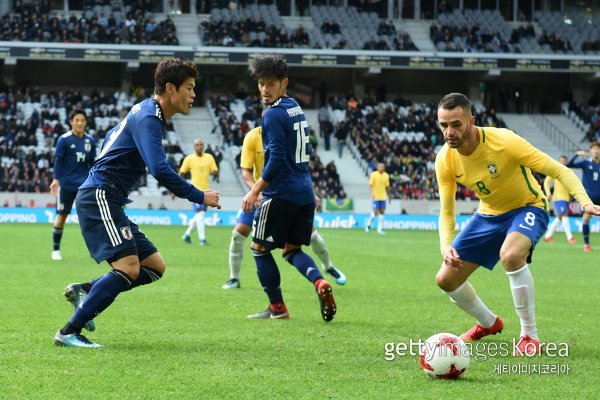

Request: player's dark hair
left=249, top=54, right=288, bottom=81
left=438, top=93, right=472, bottom=115
left=69, top=109, right=86, bottom=121
left=590, top=141, right=600, bottom=148
left=154, top=57, right=198, bottom=95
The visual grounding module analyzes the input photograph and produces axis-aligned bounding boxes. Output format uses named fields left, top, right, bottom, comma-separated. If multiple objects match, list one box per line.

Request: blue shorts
left=236, top=208, right=255, bottom=226
left=56, top=187, right=78, bottom=215
left=453, top=206, right=549, bottom=270
left=76, top=188, right=158, bottom=263
left=372, top=200, right=386, bottom=210
left=193, top=203, right=207, bottom=212
left=553, top=200, right=568, bottom=215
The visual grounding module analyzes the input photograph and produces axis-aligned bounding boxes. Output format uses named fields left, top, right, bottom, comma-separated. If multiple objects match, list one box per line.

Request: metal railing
left=530, top=114, right=580, bottom=155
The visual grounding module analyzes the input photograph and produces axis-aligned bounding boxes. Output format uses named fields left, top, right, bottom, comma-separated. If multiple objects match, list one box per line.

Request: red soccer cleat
left=568, top=238, right=576, bottom=244
left=543, top=236, right=554, bottom=243
left=460, top=316, right=504, bottom=341
left=315, top=279, right=336, bottom=322
left=584, top=244, right=591, bottom=252
left=513, top=336, right=542, bottom=356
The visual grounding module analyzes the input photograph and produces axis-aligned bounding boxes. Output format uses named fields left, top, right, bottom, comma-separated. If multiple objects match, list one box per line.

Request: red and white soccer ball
left=419, top=333, right=470, bottom=379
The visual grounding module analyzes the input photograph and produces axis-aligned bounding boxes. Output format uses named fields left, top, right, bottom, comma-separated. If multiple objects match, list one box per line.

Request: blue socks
left=52, top=227, right=63, bottom=251
left=252, top=249, right=283, bottom=304
left=583, top=222, right=590, bottom=245
left=284, top=250, right=323, bottom=284
left=68, top=270, right=132, bottom=330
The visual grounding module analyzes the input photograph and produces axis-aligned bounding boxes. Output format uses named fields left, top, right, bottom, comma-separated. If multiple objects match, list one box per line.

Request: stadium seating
left=0, top=85, right=185, bottom=194
left=0, top=0, right=178, bottom=45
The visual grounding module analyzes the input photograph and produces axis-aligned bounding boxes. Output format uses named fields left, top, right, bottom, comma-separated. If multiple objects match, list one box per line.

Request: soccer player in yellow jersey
left=434, top=93, right=600, bottom=356
left=180, top=139, right=218, bottom=246
left=365, top=163, right=391, bottom=234
left=543, top=155, right=576, bottom=244
left=223, top=126, right=346, bottom=289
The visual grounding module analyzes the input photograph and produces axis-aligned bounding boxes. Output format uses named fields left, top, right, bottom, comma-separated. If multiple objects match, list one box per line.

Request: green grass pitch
left=0, top=223, right=597, bottom=399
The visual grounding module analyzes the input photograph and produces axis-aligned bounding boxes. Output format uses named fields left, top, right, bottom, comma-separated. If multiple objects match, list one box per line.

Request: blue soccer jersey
left=261, top=96, right=314, bottom=205
left=80, top=98, right=204, bottom=204
left=567, top=155, right=600, bottom=200
left=53, top=131, right=96, bottom=191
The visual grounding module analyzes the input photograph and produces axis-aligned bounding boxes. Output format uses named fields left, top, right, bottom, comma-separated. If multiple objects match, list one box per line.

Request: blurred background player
left=180, top=139, right=218, bottom=246
left=224, top=125, right=346, bottom=289
left=242, top=54, right=336, bottom=322
left=54, top=58, right=220, bottom=348
left=543, top=155, right=576, bottom=244
left=49, top=109, right=96, bottom=261
left=365, top=162, right=391, bottom=234
left=567, top=142, right=600, bottom=252
left=434, top=93, right=599, bottom=356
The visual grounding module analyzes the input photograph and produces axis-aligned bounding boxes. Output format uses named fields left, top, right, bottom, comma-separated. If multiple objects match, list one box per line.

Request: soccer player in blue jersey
left=54, top=58, right=221, bottom=348
left=242, top=54, right=336, bottom=322
left=49, top=110, right=96, bottom=261
left=567, top=141, right=600, bottom=252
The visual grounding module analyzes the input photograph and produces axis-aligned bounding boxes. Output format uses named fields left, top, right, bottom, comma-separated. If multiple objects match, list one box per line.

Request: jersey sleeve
left=133, top=115, right=204, bottom=205
left=240, top=132, right=255, bottom=170
left=540, top=157, right=593, bottom=208
left=385, top=173, right=390, bottom=188
left=566, top=154, right=586, bottom=169
left=435, top=148, right=457, bottom=252
left=543, top=176, right=552, bottom=196
left=505, top=133, right=592, bottom=208
left=368, top=173, right=374, bottom=186
left=53, top=137, right=65, bottom=180
left=261, top=108, right=287, bottom=183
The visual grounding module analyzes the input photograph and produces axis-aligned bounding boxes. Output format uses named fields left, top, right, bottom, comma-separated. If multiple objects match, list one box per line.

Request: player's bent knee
left=499, top=249, right=526, bottom=270
left=435, top=268, right=458, bottom=292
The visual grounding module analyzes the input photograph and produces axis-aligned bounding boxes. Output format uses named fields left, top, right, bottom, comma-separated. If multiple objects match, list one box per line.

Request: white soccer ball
left=419, top=333, right=470, bottom=379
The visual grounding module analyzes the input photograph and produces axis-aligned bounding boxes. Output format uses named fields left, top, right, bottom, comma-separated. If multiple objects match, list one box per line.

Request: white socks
left=310, top=230, right=332, bottom=270
left=377, top=214, right=384, bottom=232
left=185, top=213, right=197, bottom=236
left=195, top=211, right=206, bottom=241
left=545, top=216, right=573, bottom=240
left=562, top=216, right=573, bottom=240
left=367, top=212, right=376, bottom=228
left=445, top=281, right=497, bottom=328
left=507, top=264, right=537, bottom=339
left=228, top=230, right=247, bottom=280
left=544, top=217, right=560, bottom=239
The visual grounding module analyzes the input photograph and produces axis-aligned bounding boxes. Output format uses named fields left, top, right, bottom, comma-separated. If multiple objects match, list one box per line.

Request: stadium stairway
left=172, top=14, right=202, bottom=46
left=543, top=114, right=587, bottom=148
left=172, top=108, right=244, bottom=197
left=304, top=109, right=369, bottom=200
left=400, top=20, right=435, bottom=52
left=498, top=113, right=562, bottom=159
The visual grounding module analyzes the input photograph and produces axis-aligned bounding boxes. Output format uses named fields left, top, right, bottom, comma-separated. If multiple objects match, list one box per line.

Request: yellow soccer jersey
left=180, top=153, right=218, bottom=191
left=543, top=176, right=570, bottom=203
left=369, top=171, right=390, bottom=200
left=240, top=127, right=264, bottom=182
left=435, top=126, right=592, bottom=251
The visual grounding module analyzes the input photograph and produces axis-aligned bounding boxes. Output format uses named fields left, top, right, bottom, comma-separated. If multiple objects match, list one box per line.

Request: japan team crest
left=120, top=227, right=133, bottom=240
left=85, top=142, right=91, bottom=152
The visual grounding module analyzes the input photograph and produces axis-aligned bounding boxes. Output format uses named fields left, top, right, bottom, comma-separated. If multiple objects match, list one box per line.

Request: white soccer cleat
left=52, top=250, right=62, bottom=261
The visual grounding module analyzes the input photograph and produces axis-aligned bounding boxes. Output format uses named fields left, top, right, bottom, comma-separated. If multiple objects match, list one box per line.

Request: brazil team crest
left=120, top=227, right=133, bottom=240
left=486, top=160, right=498, bottom=176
